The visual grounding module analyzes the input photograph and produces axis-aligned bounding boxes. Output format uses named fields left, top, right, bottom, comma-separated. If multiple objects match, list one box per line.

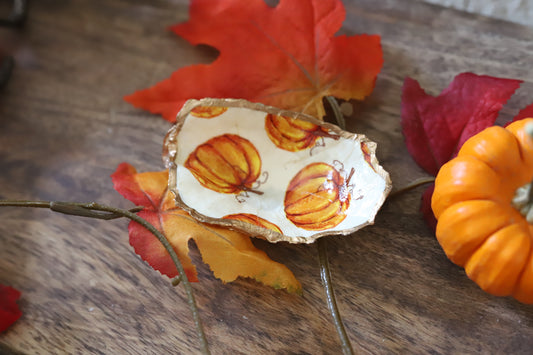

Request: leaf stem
left=320, top=96, right=354, bottom=355
left=388, top=177, right=436, bottom=198
left=326, top=96, right=346, bottom=130
left=0, top=199, right=210, bottom=355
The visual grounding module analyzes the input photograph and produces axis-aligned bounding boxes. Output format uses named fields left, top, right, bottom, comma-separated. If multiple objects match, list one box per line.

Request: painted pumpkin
left=360, top=142, right=376, bottom=172
left=185, top=134, right=263, bottom=195
left=223, top=213, right=282, bottom=234
left=265, top=114, right=338, bottom=152
left=190, top=106, right=228, bottom=118
left=432, top=118, right=533, bottom=303
left=284, top=162, right=352, bottom=230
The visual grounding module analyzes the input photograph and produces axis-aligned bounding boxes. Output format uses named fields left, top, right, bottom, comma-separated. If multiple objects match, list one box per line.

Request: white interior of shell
left=166, top=98, right=392, bottom=244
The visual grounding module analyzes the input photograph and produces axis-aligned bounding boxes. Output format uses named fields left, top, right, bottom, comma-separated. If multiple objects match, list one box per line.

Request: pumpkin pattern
left=284, top=162, right=352, bottom=230
left=169, top=100, right=390, bottom=243
left=185, top=134, right=263, bottom=195
left=190, top=106, right=228, bottom=118
left=223, top=213, right=282, bottom=234
left=360, top=142, right=376, bottom=172
left=265, top=114, right=338, bottom=152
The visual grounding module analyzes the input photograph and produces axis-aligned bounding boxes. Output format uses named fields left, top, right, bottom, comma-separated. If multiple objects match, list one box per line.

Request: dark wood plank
left=1, top=0, right=533, bottom=354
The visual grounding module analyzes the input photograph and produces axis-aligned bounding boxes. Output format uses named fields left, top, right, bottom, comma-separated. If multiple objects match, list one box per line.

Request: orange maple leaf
left=124, top=0, right=383, bottom=122
left=111, top=163, right=302, bottom=293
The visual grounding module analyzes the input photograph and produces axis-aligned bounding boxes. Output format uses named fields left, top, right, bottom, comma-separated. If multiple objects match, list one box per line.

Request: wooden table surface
left=1, top=0, right=533, bottom=354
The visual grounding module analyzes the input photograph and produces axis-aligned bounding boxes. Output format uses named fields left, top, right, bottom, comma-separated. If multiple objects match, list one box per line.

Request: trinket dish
left=164, top=98, right=391, bottom=243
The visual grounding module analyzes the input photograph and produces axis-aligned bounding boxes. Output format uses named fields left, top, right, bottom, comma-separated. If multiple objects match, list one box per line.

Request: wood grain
left=1, top=0, right=533, bottom=354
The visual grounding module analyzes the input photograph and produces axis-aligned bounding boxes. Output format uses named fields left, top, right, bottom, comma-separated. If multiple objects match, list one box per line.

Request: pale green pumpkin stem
left=0, top=199, right=210, bottom=355
left=511, top=122, right=533, bottom=223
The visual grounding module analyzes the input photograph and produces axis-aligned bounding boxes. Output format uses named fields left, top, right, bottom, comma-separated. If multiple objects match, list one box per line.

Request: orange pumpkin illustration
left=223, top=213, right=282, bottom=234
left=265, top=114, right=339, bottom=152
left=185, top=134, right=263, bottom=195
left=190, top=106, right=228, bottom=118
left=360, top=142, right=376, bottom=172
left=284, top=162, right=352, bottom=230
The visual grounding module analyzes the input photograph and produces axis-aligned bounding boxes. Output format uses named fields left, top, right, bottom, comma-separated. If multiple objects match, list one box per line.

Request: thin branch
left=326, top=96, right=346, bottom=130
left=318, top=238, right=354, bottom=355
left=388, top=177, right=435, bottom=198
left=319, top=96, right=354, bottom=355
left=0, top=199, right=210, bottom=355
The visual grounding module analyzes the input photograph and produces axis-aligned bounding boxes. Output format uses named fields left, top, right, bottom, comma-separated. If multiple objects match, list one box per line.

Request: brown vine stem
left=317, top=238, right=354, bottom=355
left=324, top=96, right=355, bottom=355
left=0, top=200, right=210, bottom=355
left=323, top=97, right=435, bottom=354
left=388, top=176, right=436, bottom=198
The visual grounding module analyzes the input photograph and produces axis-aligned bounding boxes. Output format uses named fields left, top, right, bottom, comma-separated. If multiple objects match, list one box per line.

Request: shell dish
left=164, top=98, right=392, bottom=244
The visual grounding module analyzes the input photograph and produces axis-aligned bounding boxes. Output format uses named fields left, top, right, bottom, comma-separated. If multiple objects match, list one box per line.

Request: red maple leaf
left=0, top=285, right=22, bottom=333
left=400, top=73, right=522, bottom=229
left=124, top=0, right=383, bottom=122
left=111, top=163, right=301, bottom=293
left=511, top=102, right=533, bottom=123
left=401, top=72, right=521, bottom=176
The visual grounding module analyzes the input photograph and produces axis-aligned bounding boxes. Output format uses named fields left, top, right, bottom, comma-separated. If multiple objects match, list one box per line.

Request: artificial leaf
left=420, top=184, right=437, bottom=231
left=401, top=73, right=521, bottom=176
left=0, top=285, right=22, bottom=333
left=111, top=163, right=302, bottom=293
left=511, top=102, right=533, bottom=123
left=125, top=0, right=383, bottom=122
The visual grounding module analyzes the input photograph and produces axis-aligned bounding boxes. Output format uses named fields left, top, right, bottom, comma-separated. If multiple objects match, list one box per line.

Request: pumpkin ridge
left=265, top=117, right=308, bottom=151
left=216, top=136, right=252, bottom=181
left=192, top=144, right=243, bottom=190
left=287, top=163, right=342, bottom=191
left=224, top=134, right=260, bottom=185
left=287, top=199, right=343, bottom=222
left=285, top=198, right=333, bottom=217
left=285, top=180, right=340, bottom=213
left=438, top=199, right=526, bottom=265
left=266, top=114, right=309, bottom=144
left=190, top=162, right=239, bottom=193
left=285, top=189, right=340, bottom=214
left=291, top=201, right=348, bottom=230
left=286, top=116, right=318, bottom=134
left=465, top=223, right=531, bottom=295
left=511, top=249, right=533, bottom=295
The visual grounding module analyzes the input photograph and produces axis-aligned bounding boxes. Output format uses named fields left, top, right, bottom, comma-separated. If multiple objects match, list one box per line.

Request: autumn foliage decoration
left=111, top=163, right=301, bottom=293
left=117, top=0, right=384, bottom=291
left=0, top=284, right=22, bottom=333
left=400, top=73, right=522, bottom=228
left=124, top=0, right=383, bottom=123
left=401, top=72, right=533, bottom=302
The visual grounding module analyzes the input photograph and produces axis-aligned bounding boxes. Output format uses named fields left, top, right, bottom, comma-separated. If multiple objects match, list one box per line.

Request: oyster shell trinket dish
left=164, top=98, right=392, bottom=244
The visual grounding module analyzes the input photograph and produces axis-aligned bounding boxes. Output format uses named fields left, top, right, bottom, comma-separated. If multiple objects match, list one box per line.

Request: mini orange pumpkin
left=432, top=118, right=533, bottom=303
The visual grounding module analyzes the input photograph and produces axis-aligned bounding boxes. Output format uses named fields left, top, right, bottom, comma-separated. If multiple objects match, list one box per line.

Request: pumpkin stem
left=313, top=128, right=341, bottom=140
left=241, top=186, right=264, bottom=195
left=345, top=167, right=355, bottom=186
left=511, top=183, right=533, bottom=223
left=511, top=122, right=533, bottom=223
